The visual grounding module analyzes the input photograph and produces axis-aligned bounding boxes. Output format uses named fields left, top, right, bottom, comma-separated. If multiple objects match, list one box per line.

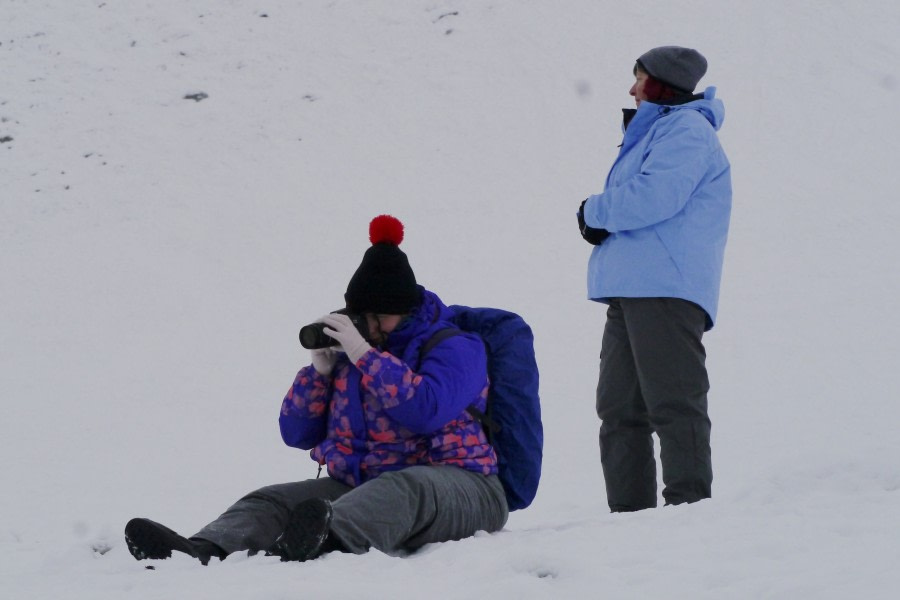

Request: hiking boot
left=124, top=518, right=225, bottom=566
left=270, top=498, right=334, bottom=562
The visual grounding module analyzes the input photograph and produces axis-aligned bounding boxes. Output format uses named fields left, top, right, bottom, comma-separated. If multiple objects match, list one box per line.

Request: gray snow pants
left=596, top=297, right=713, bottom=511
left=191, top=465, right=508, bottom=556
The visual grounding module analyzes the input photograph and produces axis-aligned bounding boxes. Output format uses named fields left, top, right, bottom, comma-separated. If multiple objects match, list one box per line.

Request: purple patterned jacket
left=279, top=288, right=497, bottom=487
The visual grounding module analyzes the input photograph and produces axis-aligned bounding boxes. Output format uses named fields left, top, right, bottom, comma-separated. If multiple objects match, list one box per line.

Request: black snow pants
left=596, top=297, right=713, bottom=511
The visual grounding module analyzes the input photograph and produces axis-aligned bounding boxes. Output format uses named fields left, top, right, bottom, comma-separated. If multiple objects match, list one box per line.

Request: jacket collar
left=381, top=287, right=448, bottom=352
left=621, top=86, right=724, bottom=134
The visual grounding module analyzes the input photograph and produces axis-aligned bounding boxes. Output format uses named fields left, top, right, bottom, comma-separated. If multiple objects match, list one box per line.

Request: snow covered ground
left=3, top=1, right=900, bottom=598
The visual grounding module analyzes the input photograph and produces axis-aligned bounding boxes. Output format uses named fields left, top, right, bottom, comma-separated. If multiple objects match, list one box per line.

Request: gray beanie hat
left=636, top=46, right=707, bottom=92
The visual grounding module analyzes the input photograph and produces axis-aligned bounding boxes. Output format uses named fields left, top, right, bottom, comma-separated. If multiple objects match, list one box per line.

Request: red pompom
left=369, top=214, right=404, bottom=246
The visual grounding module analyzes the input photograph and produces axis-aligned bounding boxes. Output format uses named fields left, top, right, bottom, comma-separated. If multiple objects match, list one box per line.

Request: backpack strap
left=418, top=328, right=502, bottom=434
left=464, top=404, right=500, bottom=433
left=418, top=328, right=464, bottom=359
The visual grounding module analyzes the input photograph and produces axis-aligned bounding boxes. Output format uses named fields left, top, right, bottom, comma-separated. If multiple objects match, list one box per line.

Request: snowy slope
left=3, top=1, right=900, bottom=598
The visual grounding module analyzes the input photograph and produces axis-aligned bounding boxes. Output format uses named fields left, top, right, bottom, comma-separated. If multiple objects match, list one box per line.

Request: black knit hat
left=344, top=215, right=421, bottom=314
left=636, top=46, right=707, bottom=93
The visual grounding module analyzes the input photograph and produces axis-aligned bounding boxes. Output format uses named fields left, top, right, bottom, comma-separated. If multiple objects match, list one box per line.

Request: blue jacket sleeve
left=279, top=365, right=330, bottom=449
left=585, top=113, right=719, bottom=232
left=356, top=333, right=487, bottom=435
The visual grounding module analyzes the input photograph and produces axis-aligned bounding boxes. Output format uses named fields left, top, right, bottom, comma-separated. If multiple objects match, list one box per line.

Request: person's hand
left=311, top=346, right=338, bottom=376
left=321, top=313, right=372, bottom=364
left=578, top=198, right=611, bottom=245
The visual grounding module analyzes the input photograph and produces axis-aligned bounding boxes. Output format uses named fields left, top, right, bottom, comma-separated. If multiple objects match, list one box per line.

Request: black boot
left=124, top=518, right=226, bottom=566
left=269, top=498, right=334, bottom=562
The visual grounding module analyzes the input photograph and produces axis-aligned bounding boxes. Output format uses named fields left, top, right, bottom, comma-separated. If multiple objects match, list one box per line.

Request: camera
left=299, top=308, right=369, bottom=349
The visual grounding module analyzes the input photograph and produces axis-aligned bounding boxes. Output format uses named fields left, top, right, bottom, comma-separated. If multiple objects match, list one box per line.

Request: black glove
left=578, top=199, right=610, bottom=245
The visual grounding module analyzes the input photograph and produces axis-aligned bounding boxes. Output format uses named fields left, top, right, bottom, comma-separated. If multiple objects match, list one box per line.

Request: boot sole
left=272, top=499, right=333, bottom=562
left=124, top=518, right=195, bottom=561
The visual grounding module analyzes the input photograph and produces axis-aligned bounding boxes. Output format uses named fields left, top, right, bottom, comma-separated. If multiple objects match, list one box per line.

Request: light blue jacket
left=583, top=86, right=731, bottom=330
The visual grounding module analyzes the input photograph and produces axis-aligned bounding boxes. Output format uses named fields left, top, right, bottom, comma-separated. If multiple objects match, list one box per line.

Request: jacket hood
left=687, top=86, right=725, bottom=130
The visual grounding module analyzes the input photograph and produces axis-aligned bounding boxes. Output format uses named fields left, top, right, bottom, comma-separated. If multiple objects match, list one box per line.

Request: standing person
left=577, top=46, right=732, bottom=512
left=125, top=215, right=507, bottom=564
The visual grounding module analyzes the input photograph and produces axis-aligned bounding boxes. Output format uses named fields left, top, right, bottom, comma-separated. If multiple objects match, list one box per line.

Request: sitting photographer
left=124, top=215, right=507, bottom=564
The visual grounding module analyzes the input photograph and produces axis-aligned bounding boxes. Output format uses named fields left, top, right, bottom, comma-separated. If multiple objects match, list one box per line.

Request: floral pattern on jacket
left=279, top=288, right=497, bottom=487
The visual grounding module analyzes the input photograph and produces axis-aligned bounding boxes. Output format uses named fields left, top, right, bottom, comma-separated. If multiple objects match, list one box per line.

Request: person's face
left=629, top=69, right=650, bottom=107
left=364, top=313, right=406, bottom=346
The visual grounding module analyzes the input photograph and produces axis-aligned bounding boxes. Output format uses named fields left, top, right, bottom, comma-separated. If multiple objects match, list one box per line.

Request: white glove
left=311, top=346, right=338, bottom=376
left=321, top=313, right=372, bottom=364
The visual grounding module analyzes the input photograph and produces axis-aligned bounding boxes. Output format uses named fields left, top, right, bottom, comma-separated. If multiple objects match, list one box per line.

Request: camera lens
left=299, top=323, right=335, bottom=349
left=298, top=308, right=370, bottom=350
